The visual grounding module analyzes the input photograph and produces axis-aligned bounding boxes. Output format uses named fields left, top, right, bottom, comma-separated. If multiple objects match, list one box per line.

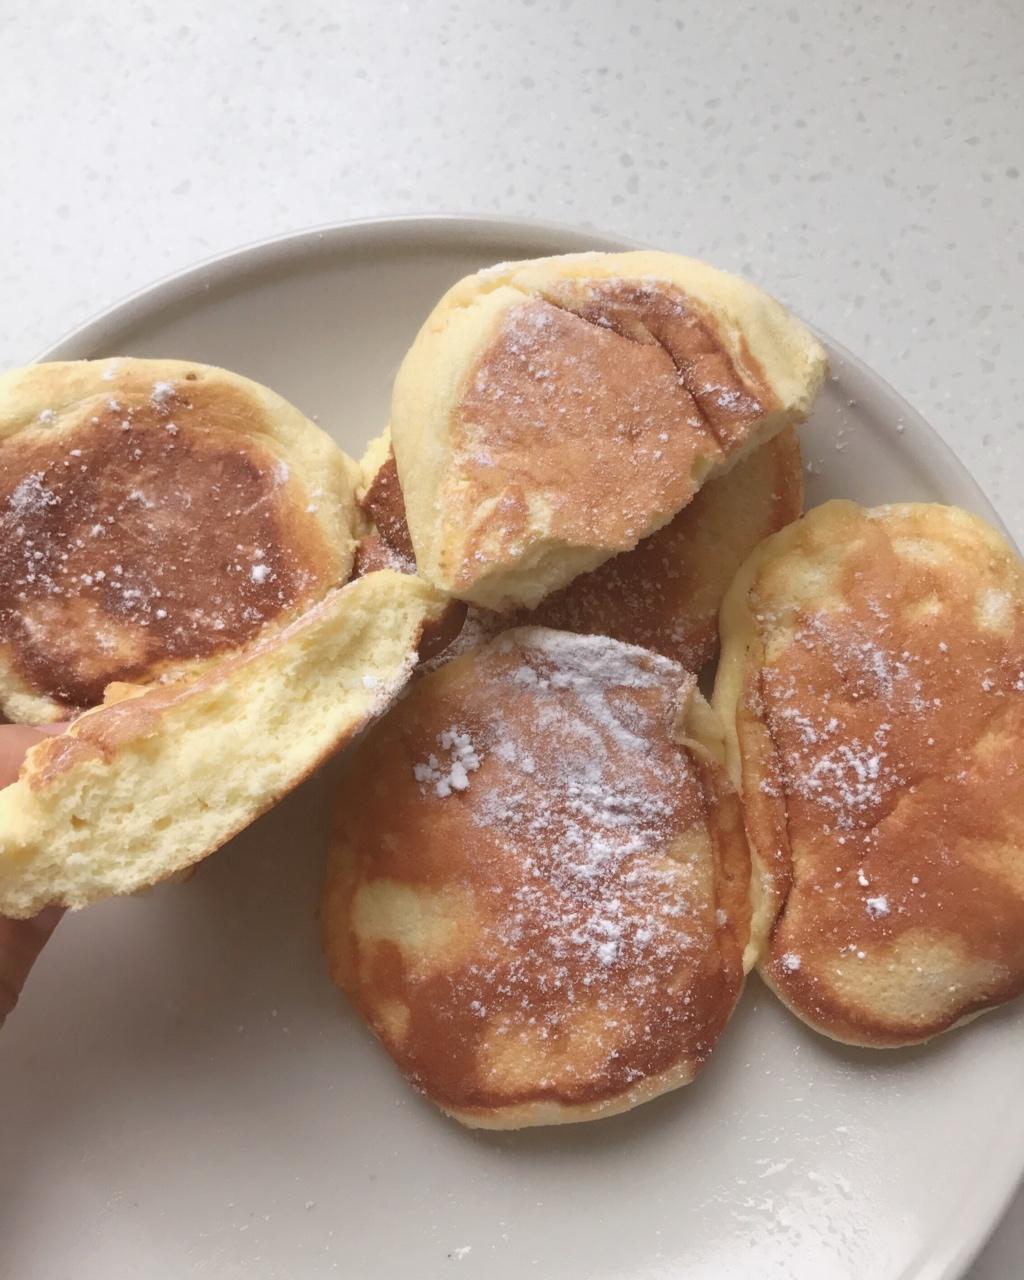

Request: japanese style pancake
left=389, top=251, right=826, bottom=610
left=714, top=500, right=1024, bottom=1047
left=323, top=627, right=752, bottom=1127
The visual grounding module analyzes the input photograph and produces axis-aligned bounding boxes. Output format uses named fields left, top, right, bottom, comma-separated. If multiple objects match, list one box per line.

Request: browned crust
left=359, top=451, right=415, bottom=562
left=538, top=279, right=778, bottom=444
left=351, top=533, right=414, bottom=578
left=350, top=465, right=466, bottom=662
left=520, top=427, right=803, bottom=667
left=0, top=377, right=345, bottom=712
left=415, top=599, right=468, bottom=663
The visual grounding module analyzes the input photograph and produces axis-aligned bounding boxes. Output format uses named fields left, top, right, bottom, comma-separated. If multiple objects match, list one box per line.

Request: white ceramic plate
left=2, top=217, right=1021, bottom=1280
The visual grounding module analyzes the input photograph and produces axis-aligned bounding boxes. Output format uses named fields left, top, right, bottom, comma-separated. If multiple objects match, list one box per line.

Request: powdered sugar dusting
left=762, top=605, right=930, bottom=838
left=8, top=473, right=60, bottom=517
left=438, top=629, right=720, bottom=1016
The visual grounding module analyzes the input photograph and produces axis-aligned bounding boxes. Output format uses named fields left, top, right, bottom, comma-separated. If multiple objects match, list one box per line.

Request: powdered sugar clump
left=414, top=727, right=482, bottom=797
left=798, top=733, right=891, bottom=823
left=8, top=473, right=60, bottom=517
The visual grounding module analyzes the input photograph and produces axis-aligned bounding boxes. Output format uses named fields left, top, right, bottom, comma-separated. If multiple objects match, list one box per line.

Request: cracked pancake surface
left=0, top=359, right=361, bottom=721
left=714, top=500, right=1024, bottom=1045
left=324, top=627, right=751, bottom=1128
left=390, top=251, right=826, bottom=610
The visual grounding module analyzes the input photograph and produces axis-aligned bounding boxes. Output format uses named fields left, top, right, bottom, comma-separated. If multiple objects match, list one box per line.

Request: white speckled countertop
left=1, top=1, right=1021, bottom=1273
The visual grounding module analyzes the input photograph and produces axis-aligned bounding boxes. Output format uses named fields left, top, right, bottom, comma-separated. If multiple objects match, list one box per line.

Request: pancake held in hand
left=391, top=250, right=826, bottom=610
left=0, top=359, right=362, bottom=722
left=0, top=571, right=448, bottom=917
left=714, top=501, right=1024, bottom=1046
left=357, top=427, right=803, bottom=669
left=324, top=628, right=751, bottom=1128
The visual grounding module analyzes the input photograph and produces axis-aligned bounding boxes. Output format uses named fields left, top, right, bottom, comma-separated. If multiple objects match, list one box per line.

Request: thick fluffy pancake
left=0, top=359, right=362, bottom=722
left=0, top=571, right=448, bottom=917
left=324, top=628, right=751, bottom=1128
left=358, top=427, right=803, bottom=670
left=391, top=251, right=826, bottom=610
left=714, top=501, right=1024, bottom=1046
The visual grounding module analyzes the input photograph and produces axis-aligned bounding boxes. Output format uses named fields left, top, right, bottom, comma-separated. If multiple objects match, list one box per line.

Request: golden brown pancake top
left=0, top=381, right=339, bottom=711
left=327, top=629, right=749, bottom=1116
left=742, top=504, right=1024, bottom=1044
left=449, top=280, right=775, bottom=588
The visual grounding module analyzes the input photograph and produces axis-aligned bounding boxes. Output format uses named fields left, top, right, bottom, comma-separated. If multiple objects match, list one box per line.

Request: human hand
left=0, top=724, right=67, bottom=1028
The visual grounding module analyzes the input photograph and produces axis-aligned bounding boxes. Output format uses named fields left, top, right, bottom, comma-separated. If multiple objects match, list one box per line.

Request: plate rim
left=26, top=211, right=1024, bottom=1280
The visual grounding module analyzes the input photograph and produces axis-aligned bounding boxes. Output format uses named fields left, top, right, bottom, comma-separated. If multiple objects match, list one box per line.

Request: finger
left=0, top=722, right=71, bottom=789
left=0, top=906, right=64, bottom=1027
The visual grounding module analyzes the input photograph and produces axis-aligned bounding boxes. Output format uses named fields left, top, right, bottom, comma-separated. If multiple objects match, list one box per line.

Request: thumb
left=0, top=721, right=70, bottom=789
left=0, top=722, right=71, bottom=1026
left=0, top=906, right=64, bottom=1027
